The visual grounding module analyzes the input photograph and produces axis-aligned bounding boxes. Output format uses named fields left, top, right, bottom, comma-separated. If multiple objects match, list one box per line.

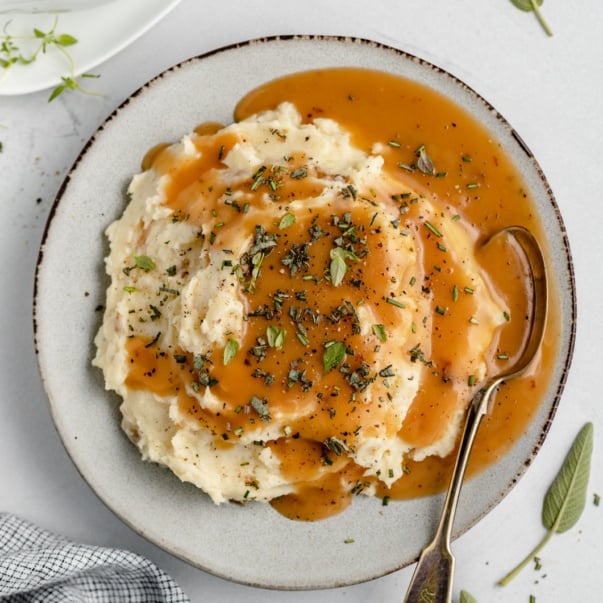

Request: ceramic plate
left=34, top=36, right=575, bottom=590
left=0, top=0, right=181, bottom=95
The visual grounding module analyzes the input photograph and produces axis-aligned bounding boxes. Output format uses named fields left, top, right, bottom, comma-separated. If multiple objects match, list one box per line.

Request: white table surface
left=1, top=1, right=602, bottom=601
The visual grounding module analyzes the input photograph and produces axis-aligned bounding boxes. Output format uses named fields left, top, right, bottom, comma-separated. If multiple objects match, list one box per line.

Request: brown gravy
left=127, top=68, right=560, bottom=521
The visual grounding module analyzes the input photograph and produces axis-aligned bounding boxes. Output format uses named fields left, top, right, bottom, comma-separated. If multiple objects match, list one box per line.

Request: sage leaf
left=542, top=422, right=593, bottom=532
left=250, top=395, right=271, bottom=422
left=266, top=326, right=286, bottom=350
left=134, top=255, right=156, bottom=271
left=323, top=341, right=346, bottom=373
left=223, top=338, right=239, bottom=366
left=329, top=247, right=357, bottom=287
left=329, top=247, right=348, bottom=287
left=509, top=0, right=553, bottom=36
left=498, top=422, right=594, bottom=586
left=278, top=212, right=295, bottom=230
left=460, top=591, right=478, bottom=603
left=510, top=0, right=542, bottom=11
left=415, top=144, right=436, bottom=175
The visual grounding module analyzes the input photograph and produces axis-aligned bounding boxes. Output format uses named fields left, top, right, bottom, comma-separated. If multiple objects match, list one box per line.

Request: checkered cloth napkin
left=0, top=513, right=189, bottom=602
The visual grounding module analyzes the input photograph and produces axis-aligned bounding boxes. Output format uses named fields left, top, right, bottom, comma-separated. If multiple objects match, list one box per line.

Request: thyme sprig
left=0, top=17, right=101, bottom=101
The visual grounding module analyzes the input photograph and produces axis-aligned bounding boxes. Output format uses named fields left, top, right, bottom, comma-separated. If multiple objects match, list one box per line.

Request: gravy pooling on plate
left=94, top=68, right=560, bottom=521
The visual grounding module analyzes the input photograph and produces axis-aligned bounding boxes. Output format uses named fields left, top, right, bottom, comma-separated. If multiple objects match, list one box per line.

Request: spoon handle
left=403, top=537, right=454, bottom=602
left=403, top=385, right=494, bottom=602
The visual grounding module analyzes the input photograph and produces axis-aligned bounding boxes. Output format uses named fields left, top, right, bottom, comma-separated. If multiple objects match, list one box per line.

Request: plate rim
left=33, top=34, right=576, bottom=590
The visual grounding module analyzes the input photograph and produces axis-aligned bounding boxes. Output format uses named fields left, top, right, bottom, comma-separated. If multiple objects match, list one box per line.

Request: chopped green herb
left=278, top=212, right=296, bottom=229
left=266, top=325, right=286, bottom=350
left=149, top=305, right=161, bottom=321
left=533, top=556, right=542, bottom=571
left=329, top=246, right=357, bottom=287
left=144, top=331, right=161, bottom=348
left=250, top=395, right=271, bottom=422
left=378, top=365, right=395, bottom=378
left=424, top=221, right=443, bottom=237
left=289, top=167, right=307, bottom=179
left=323, top=341, right=346, bottom=373
left=385, top=297, right=405, bottom=309
left=415, top=144, right=436, bottom=175
left=409, top=344, right=427, bottom=364
left=223, top=338, right=239, bottom=365
left=134, top=255, right=155, bottom=271
left=323, top=436, right=350, bottom=456
left=372, top=324, right=387, bottom=342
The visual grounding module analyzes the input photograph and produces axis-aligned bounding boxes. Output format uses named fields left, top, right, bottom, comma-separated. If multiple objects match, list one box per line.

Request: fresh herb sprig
left=510, top=0, right=553, bottom=37
left=0, top=17, right=100, bottom=101
left=498, top=422, right=594, bottom=585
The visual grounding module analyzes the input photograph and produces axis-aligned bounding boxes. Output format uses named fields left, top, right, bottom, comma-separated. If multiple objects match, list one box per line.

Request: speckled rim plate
left=34, top=36, right=575, bottom=590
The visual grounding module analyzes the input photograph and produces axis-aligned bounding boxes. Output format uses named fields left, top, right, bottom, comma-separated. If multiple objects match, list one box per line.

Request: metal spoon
left=403, top=225, right=548, bottom=603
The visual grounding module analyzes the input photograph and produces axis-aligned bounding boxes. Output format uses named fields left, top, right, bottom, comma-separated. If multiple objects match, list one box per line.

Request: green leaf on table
left=498, top=422, right=594, bottom=585
left=460, top=591, right=478, bottom=603
left=509, top=0, right=553, bottom=36
left=510, top=0, right=542, bottom=11
left=542, top=422, right=594, bottom=532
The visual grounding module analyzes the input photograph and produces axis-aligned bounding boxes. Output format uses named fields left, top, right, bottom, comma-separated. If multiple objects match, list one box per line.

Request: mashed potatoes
left=94, top=103, right=506, bottom=515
